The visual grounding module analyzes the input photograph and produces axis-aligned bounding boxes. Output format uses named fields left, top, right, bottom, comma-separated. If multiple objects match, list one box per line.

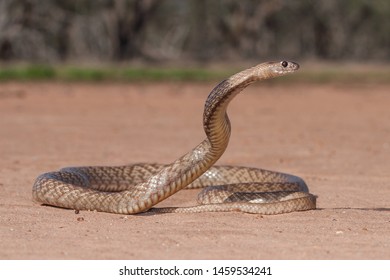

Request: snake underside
left=32, top=61, right=316, bottom=215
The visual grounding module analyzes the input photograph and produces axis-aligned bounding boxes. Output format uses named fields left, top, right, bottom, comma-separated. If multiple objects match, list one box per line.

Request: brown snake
left=32, top=61, right=316, bottom=215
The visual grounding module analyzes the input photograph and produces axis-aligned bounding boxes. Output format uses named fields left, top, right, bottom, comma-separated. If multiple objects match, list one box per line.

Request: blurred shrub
left=0, top=0, right=388, bottom=63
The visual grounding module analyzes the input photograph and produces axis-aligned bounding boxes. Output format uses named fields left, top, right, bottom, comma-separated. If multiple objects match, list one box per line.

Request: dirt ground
left=0, top=80, right=389, bottom=260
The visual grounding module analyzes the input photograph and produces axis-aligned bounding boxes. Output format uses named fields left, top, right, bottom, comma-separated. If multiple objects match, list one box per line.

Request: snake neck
left=203, top=66, right=262, bottom=154
left=202, top=62, right=291, bottom=152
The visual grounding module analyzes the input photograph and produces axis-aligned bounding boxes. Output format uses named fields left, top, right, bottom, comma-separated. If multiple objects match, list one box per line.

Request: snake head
left=268, top=61, right=300, bottom=76
left=252, top=61, right=299, bottom=80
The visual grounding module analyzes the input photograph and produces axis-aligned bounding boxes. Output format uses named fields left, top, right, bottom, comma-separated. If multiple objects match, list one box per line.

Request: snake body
left=32, top=61, right=316, bottom=214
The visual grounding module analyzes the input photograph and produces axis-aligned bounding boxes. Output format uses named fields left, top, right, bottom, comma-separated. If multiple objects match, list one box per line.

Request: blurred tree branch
left=0, top=0, right=388, bottom=63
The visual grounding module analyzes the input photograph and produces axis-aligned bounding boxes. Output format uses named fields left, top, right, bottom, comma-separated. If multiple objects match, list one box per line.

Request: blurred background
left=2, top=1, right=390, bottom=262
left=0, top=0, right=389, bottom=81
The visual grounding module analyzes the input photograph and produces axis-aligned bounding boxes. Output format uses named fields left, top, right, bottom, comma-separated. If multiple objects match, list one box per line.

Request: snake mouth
left=284, top=61, right=300, bottom=70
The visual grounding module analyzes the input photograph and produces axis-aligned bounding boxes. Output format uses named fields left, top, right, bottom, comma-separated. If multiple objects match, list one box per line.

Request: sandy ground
left=0, top=81, right=389, bottom=260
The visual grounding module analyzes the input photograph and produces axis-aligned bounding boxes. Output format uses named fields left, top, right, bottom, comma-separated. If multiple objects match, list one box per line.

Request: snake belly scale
left=32, top=61, right=316, bottom=214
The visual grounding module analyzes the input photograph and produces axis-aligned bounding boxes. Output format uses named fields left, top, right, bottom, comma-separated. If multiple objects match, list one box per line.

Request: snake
left=32, top=61, right=316, bottom=215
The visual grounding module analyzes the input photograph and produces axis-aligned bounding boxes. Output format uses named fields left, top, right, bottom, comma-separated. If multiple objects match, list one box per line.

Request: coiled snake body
left=32, top=61, right=316, bottom=214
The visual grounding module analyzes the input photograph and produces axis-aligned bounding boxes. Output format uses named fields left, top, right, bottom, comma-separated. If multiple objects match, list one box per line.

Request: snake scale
left=32, top=61, right=316, bottom=215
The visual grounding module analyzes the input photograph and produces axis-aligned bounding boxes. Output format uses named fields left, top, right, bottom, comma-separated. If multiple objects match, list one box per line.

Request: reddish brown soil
left=0, top=81, right=389, bottom=259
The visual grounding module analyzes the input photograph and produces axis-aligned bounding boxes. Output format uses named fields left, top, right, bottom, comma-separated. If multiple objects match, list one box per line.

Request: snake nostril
left=281, top=61, right=288, bottom=67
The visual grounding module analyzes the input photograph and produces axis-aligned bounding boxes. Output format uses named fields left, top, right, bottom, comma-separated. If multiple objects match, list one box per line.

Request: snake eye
left=281, top=61, right=288, bottom=67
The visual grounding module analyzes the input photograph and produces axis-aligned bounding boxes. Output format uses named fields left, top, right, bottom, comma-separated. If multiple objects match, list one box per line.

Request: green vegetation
left=0, top=64, right=389, bottom=84
left=0, top=65, right=233, bottom=82
left=0, top=65, right=56, bottom=80
left=287, top=67, right=390, bottom=84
